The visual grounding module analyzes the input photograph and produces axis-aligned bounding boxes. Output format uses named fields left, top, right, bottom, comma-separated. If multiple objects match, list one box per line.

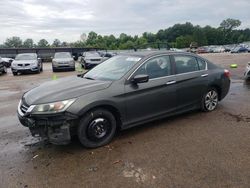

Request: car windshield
left=15, top=54, right=37, bottom=60
left=85, top=52, right=101, bottom=57
left=54, top=52, right=71, bottom=58
left=84, top=55, right=141, bottom=81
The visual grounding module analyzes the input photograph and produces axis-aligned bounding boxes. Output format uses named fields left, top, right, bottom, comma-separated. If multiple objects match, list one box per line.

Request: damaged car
left=244, top=62, right=250, bottom=80
left=17, top=51, right=231, bottom=148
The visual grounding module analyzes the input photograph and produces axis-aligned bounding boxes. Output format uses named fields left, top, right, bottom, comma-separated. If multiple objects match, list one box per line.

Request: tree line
left=1, top=18, right=250, bottom=50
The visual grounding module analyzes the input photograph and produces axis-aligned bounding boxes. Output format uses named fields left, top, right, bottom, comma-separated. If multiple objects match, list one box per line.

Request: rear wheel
left=77, top=108, right=117, bottom=148
left=12, top=72, right=17, bottom=76
left=201, top=88, right=219, bottom=112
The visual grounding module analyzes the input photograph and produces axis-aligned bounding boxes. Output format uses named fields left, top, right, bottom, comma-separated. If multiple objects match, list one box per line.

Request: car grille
left=18, top=64, right=30, bottom=67
left=90, top=59, right=101, bottom=62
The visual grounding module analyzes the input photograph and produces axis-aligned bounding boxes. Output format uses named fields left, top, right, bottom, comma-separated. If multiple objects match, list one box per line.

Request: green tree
left=52, top=39, right=61, bottom=47
left=37, top=39, right=49, bottom=47
left=4, top=36, right=22, bottom=48
left=219, top=18, right=241, bottom=44
left=176, top=35, right=193, bottom=48
left=23, top=38, right=34, bottom=48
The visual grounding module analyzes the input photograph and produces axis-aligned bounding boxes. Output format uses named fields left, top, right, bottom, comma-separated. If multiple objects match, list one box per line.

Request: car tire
left=40, top=64, right=43, bottom=72
left=12, top=72, right=17, bottom=76
left=52, top=67, right=57, bottom=72
left=3, top=66, right=7, bottom=73
left=77, top=108, right=117, bottom=148
left=201, top=88, right=219, bottom=112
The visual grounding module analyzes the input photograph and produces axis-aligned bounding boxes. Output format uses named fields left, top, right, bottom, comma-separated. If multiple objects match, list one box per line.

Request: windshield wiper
left=84, top=76, right=95, bottom=80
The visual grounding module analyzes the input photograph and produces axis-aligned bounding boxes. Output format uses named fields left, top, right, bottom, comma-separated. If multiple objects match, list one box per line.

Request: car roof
left=17, top=53, right=37, bottom=56
left=120, top=50, right=195, bottom=58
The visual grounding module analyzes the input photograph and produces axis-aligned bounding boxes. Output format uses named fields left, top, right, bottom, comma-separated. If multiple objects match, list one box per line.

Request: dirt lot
left=0, top=53, right=250, bottom=188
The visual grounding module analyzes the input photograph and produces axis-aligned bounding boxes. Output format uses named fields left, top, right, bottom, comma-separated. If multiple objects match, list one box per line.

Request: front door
left=124, top=55, right=177, bottom=125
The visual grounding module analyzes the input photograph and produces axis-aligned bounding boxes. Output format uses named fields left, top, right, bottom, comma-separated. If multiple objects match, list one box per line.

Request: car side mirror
left=132, top=74, right=149, bottom=84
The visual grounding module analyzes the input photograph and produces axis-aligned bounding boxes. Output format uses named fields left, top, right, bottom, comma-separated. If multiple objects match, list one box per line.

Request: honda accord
left=17, top=51, right=230, bottom=148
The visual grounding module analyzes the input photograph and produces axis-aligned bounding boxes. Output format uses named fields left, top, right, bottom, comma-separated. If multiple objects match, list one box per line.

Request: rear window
left=173, top=55, right=199, bottom=74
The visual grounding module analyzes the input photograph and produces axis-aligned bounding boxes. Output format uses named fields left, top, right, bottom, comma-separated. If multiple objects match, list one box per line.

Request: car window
left=135, top=56, right=171, bottom=79
left=197, top=58, right=206, bottom=70
left=174, top=55, right=199, bottom=74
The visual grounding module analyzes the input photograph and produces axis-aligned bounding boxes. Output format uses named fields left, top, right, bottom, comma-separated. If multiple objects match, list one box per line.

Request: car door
left=173, top=55, right=209, bottom=110
left=124, top=55, right=177, bottom=125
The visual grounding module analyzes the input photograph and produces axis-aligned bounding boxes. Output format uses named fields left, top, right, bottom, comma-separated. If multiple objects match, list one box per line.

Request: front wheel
left=201, top=88, right=219, bottom=112
left=78, top=109, right=117, bottom=148
left=3, top=66, right=7, bottom=73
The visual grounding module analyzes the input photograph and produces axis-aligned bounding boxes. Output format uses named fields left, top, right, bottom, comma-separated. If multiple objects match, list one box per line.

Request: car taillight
left=224, top=69, right=230, bottom=78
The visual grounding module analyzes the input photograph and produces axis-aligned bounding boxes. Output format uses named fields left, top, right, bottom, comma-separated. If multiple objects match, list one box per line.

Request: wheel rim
left=205, top=90, right=218, bottom=111
left=87, top=118, right=110, bottom=141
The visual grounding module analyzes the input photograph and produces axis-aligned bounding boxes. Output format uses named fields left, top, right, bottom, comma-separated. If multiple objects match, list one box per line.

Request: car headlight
left=31, top=99, right=76, bottom=114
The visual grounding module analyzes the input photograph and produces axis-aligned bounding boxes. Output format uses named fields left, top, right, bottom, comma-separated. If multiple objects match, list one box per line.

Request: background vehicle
left=80, top=51, right=105, bottom=69
left=0, top=57, right=7, bottom=74
left=197, top=47, right=209, bottom=53
left=18, top=51, right=230, bottom=148
left=11, top=53, right=42, bottom=76
left=213, top=46, right=226, bottom=53
left=52, top=52, right=75, bottom=72
left=231, top=46, right=248, bottom=53
left=1, top=57, right=13, bottom=68
left=244, top=62, right=250, bottom=79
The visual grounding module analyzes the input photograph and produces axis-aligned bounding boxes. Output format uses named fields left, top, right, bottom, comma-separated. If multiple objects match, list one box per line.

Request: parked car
left=1, top=57, right=14, bottom=68
left=52, top=52, right=75, bottom=72
left=231, top=46, right=248, bottom=53
left=244, top=62, right=250, bottom=79
left=80, top=51, right=105, bottom=69
left=11, top=53, right=42, bottom=76
left=213, top=46, right=226, bottom=53
left=0, top=57, right=7, bottom=74
left=197, top=47, right=209, bottom=54
left=17, top=51, right=230, bottom=148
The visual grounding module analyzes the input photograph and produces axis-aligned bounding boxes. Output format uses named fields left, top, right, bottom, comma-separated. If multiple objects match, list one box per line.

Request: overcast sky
left=0, top=0, right=250, bottom=43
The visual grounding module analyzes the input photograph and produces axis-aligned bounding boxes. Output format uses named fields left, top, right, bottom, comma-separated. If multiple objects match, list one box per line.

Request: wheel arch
left=208, top=84, right=222, bottom=100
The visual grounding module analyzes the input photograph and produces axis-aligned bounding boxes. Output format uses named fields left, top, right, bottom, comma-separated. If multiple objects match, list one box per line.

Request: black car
left=17, top=51, right=230, bottom=148
left=0, top=57, right=7, bottom=74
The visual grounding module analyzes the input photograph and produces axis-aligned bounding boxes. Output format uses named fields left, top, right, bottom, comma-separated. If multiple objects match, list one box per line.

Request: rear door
left=172, top=55, right=208, bottom=110
left=124, top=55, right=177, bottom=125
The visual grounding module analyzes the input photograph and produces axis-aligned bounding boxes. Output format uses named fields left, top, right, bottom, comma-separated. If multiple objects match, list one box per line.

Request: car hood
left=13, top=60, right=37, bottom=64
left=53, top=58, right=73, bottom=62
left=23, top=76, right=112, bottom=105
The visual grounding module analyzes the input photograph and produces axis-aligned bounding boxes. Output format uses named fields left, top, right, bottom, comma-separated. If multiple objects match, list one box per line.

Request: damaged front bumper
left=18, top=110, right=78, bottom=145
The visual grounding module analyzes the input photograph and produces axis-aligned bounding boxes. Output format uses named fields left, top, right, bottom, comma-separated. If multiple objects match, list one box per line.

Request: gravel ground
left=0, top=53, right=250, bottom=188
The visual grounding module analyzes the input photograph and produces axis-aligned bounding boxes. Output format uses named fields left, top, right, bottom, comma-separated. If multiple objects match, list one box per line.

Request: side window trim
left=196, top=57, right=208, bottom=71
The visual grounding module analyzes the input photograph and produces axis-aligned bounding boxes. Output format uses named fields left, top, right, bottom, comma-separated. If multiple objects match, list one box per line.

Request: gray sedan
left=17, top=51, right=230, bottom=148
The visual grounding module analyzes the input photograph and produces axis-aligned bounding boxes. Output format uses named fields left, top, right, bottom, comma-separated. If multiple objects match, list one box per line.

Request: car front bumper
left=12, top=66, right=39, bottom=73
left=17, top=108, right=79, bottom=145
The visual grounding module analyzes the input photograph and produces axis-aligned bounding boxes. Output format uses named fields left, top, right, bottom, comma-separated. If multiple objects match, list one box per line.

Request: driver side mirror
left=132, top=74, right=149, bottom=84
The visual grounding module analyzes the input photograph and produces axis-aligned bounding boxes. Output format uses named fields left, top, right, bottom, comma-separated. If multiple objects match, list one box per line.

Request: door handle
left=201, top=74, right=208, bottom=77
left=166, top=80, right=176, bottom=85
